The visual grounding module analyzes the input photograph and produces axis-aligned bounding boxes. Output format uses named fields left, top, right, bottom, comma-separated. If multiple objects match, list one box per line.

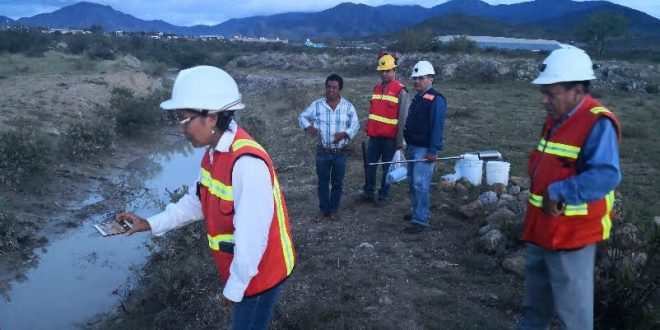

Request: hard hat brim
left=160, top=99, right=245, bottom=112
left=377, top=64, right=397, bottom=71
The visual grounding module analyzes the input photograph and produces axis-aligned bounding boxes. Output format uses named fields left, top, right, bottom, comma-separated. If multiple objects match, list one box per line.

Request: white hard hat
left=160, top=65, right=245, bottom=112
left=411, top=60, right=435, bottom=77
left=532, top=48, right=596, bottom=85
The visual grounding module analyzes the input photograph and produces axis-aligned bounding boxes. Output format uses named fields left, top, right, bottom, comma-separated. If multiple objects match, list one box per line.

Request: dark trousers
left=316, top=150, right=348, bottom=213
left=363, top=137, right=397, bottom=200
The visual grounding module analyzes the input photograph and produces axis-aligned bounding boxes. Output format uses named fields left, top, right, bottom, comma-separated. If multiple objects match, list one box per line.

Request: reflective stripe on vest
left=233, top=139, right=266, bottom=153
left=536, top=138, right=581, bottom=159
left=371, top=94, right=399, bottom=104
left=273, top=177, right=295, bottom=275
left=208, top=233, right=234, bottom=251
left=368, top=113, right=398, bottom=125
left=528, top=193, right=588, bottom=216
left=602, top=191, right=615, bottom=240
left=200, top=168, right=233, bottom=201
left=590, top=107, right=611, bottom=115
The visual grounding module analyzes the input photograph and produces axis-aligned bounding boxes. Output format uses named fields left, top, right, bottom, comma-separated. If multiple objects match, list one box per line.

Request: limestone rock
left=502, top=251, right=526, bottom=276
left=510, top=176, right=530, bottom=190
left=492, top=183, right=507, bottom=196
left=454, top=182, right=469, bottom=201
left=459, top=199, right=483, bottom=218
left=507, top=185, right=521, bottom=195
left=613, top=223, right=641, bottom=249
left=479, top=229, right=505, bottom=253
left=485, top=208, right=518, bottom=228
left=438, top=179, right=456, bottom=191
left=479, top=191, right=498, bottom=208
left=497, top=194, right=517, bottom=210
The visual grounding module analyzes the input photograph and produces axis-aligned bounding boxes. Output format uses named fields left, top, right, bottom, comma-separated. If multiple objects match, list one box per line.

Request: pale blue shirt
left=298, top=97, right=359, bottom=149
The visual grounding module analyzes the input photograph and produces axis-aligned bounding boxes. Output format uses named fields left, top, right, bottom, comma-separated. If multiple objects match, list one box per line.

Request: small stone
left=459, top=199, right=483, bottom=218
left=518, top=190, right=530, bottom=203
left=458, top=178, right=473, bottom=189
left=502, top=251, right=526, bottom=276
left=378, top=296, right=393, bottom=305
left=510, top=176, right=530, bottom=190
left=358, top=243, right=374, bottom=249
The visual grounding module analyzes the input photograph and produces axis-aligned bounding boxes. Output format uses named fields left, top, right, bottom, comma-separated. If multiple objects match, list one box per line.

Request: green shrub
left=595, top=224, right=660, bottom=328
left=0, top=129, right=55, bottom=190
left=0, top=201, right=36, bottom=255
left=112, top=88, right=173, bottom=135
left=0, top=28, right=50, bottom=55
left=62, top=120, right=116, bottom=159
left=86, top=43, right=116, bottom=60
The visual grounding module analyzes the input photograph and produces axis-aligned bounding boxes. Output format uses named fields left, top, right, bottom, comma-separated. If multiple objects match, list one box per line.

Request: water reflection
left=0, top=136, right=204, bottom=330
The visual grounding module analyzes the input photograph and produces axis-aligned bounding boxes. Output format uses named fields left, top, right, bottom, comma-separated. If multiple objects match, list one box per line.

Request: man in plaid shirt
left=298, top=74, right=359, bottom=221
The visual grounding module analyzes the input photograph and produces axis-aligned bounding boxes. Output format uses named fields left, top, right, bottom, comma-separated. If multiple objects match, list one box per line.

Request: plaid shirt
left=298, top=97, right=359, bottom=149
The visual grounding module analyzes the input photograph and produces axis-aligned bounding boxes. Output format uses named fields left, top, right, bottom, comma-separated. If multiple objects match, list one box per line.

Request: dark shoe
left=403, top=214, right=412, bottom=221
left=403, top=223, right=425, bottom=234
left=328, top=212, right=341, bottom=221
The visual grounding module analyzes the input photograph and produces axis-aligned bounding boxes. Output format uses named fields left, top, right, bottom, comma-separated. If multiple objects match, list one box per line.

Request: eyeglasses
left=178, top=114, right=201, bottom=126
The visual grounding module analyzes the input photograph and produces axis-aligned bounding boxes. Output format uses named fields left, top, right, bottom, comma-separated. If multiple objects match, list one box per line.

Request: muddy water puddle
left=0, top=139, right=205, bottom=330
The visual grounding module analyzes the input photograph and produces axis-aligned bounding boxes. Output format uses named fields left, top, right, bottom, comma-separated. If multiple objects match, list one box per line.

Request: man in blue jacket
left=402, top=61, right=447, bottom=234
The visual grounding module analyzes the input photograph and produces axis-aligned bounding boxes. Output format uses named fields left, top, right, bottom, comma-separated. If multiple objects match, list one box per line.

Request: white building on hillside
left=437, top=35, right=569, bottom=51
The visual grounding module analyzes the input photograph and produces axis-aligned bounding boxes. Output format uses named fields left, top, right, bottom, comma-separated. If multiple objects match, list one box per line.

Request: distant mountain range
left=2, top=0, right=659, bottom=40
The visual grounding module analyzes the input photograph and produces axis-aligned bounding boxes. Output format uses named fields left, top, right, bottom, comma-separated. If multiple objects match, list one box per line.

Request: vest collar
left=208, top=120, right=238, bottom=165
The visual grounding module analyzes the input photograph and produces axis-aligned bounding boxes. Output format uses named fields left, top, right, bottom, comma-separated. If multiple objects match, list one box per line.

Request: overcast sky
left=1, top=0, right=658, bottom=26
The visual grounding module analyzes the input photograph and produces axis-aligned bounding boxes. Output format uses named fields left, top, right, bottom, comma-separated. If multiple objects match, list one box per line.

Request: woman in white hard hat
left=116, top=66, right=296, bottom=329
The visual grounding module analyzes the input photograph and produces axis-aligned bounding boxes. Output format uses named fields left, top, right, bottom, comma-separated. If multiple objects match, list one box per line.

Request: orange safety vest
left=523, top=95, right=621, bottom=250
left=198, top=127, right=295, bottom=297
left=366, top=80, right=406, bottom=138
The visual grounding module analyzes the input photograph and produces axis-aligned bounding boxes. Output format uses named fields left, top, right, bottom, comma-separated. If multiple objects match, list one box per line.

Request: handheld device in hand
left=94, top=219, right=133, bottom=236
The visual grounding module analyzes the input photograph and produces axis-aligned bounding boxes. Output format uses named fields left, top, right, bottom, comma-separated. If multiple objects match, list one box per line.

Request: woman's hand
left=115, top=212, right=151, bottom=236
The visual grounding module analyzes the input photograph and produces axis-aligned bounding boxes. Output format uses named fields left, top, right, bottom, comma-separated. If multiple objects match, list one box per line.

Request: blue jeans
left=518, top=243, right=596, bottom=330
left=316, top=150, right=348, bottom=213
left=231, top=281, right=286, bottom=330
left=363, top=137, right=397, bottom=200
left=407, top=146, right=436, bottom=226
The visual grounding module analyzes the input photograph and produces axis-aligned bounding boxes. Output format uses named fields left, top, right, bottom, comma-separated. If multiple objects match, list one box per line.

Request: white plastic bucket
left=458, top=159, right=483, bottom=185
left=486, top=161, right=510, bottom=185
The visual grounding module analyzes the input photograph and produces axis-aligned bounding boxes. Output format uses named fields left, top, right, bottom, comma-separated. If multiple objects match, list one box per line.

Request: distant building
left=199, top=35, right=225, bottom=41
left=45, top=28, right=90, bottom=34
left=232, top=35, right=288, bottom=43
left=436, top=35, right=568, bottom=51
left=304, top=38, right=325, bottom=48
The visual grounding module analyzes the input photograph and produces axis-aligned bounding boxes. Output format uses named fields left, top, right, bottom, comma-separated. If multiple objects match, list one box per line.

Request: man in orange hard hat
left=362, top=52, right=409, bottom=206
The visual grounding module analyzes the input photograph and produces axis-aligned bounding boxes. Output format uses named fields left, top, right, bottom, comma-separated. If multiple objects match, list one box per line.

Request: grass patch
left=0, top=201, right=36, bottom=256
left=0, top=128, right=55, bottom=190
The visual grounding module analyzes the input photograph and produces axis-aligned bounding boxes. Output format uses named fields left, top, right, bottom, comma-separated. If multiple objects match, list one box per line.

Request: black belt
left=317, top=146, right=351, bottom=154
